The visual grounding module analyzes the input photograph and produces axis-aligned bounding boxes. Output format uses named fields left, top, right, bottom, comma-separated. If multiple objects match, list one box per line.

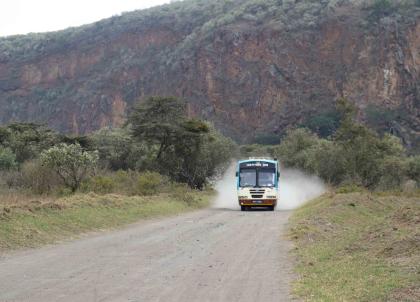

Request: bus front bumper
left=239, top=199, right=277, bottom=207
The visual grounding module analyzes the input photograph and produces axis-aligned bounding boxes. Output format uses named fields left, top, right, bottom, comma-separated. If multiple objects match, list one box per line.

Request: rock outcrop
left=0, top=0, right=418, bottom=146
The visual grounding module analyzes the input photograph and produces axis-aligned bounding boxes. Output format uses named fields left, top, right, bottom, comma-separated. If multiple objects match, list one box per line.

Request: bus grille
left=250, top=189, right=265, bottom=199
left=249, top=189, right=265, bottom=194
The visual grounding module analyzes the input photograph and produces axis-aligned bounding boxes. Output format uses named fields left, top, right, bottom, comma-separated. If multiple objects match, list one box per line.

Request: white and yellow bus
left=236, top=158, right=280, bottom=211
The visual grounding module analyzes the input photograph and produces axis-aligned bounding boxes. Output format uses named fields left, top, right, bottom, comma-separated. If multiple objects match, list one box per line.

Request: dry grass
left=0, top=191, right=55, bottom=207
left=289, top=191, right=420, bottom=301
left=0, top=189, right=214, bottom=251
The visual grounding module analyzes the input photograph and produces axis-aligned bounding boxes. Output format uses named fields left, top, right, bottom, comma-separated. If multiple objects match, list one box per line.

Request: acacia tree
left=128, top=96, right=226, bottom=189
left=129, top=96, right=188, bottom=160
left=40, top=143, right=98, bottom=192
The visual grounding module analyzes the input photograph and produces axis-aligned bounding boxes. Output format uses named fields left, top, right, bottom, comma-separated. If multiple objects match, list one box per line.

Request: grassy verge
left=0, top=190, right=213, bottom=252
left=289, top=190, right=420, bottom=301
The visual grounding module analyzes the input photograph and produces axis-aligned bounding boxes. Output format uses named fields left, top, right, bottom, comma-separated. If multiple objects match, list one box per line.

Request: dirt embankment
left=290, top=191, right=420, bottom=301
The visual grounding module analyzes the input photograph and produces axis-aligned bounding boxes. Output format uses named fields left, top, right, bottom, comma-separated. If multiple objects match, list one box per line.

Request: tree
left=40, top=143, right=98, bottom=192
left=91, top=127, right=154, bottom=171
left=166, top=122, right=234, bottom=189
left=128, top=96, right=187, bottom=160
left=153, top=118, right=210, bottom=189
left=0, top=123, right=61, bottom=163
left=128, top=96, right=234, bottom=189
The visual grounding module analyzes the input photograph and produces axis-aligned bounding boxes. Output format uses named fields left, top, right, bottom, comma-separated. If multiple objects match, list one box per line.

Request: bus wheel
left=241, top=206, right=247, bottom=211
left=268, top=206, right=275, bottom=211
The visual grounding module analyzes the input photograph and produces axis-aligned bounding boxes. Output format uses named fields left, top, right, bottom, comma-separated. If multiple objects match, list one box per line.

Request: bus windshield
left=258, top=170, right=275, bottom=187
left=239, top=169, right=276, bottom=187
left=239, top=169, right=256, bottom=187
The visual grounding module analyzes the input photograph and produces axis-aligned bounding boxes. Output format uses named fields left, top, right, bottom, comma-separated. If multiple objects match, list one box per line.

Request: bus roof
left=237, top=158, right=278, bottom=165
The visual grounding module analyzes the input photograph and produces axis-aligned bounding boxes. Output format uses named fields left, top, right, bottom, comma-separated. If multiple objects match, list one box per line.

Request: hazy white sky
left=0, top=0, right=171, bottom=37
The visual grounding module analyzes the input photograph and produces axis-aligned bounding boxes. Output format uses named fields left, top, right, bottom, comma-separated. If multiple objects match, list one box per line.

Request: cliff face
left=0, top=0, right=419, bottom=146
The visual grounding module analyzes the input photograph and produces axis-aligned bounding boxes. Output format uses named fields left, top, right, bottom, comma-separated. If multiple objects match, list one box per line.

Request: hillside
left=0, top=0, right=419, bottom=146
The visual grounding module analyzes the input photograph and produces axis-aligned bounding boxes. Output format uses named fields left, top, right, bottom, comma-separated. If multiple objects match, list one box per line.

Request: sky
left=0, top=0, right=171, bottom=37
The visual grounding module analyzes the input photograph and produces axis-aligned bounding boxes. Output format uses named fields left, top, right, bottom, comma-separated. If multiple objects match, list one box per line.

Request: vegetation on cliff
left=1, top=0, right=419, bottom=60
left=0, top=0, right=419, bottom=148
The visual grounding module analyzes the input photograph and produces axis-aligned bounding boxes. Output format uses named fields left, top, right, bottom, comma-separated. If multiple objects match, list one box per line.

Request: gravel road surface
left=0, top=209, right=295, bottom=302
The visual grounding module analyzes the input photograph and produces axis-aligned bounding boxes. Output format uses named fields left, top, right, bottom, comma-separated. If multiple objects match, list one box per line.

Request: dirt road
left=0, top=209, right=295, bottom=302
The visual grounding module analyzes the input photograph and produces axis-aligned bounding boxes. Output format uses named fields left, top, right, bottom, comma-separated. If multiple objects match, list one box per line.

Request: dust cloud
left=276, top=169, right=326, bottom=210
left=212, top=162, right=326, bottom=211
left=213, top=163, right=241, bottom=210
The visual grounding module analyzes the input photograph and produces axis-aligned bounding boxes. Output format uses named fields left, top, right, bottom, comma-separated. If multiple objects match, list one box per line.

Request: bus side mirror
left=235, top=172, right=238, bottom=177
left=277, top=172, right=280, bottom=178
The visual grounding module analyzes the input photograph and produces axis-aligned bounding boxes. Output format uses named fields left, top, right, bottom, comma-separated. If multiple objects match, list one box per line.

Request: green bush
left=407, top=156, right=420, bottom=183
left=82, top=176, right=115, bottom=194
left=275, top=128, right=320, bottom=171
left=310, top=140, right=347, bottom=185
left=0, top=147, right=18, bottom=171
left=377, top=156, right=408, bottom=190
left=81, top=170, right=167, bottom=196
left=136, top=171, right=163, bottom=196
left=272, top=99, right=414, bottom=190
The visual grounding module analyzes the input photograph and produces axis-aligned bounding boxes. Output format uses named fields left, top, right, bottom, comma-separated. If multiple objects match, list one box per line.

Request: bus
left=236, top=158, right=280, bottom=211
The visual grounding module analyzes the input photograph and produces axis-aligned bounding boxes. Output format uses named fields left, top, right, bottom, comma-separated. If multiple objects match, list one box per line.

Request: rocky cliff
left=0, top=0, right=419, bottom=147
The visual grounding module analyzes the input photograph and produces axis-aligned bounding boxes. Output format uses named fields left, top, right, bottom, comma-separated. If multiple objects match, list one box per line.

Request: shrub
left=275, top=128, right=320, bottom=170
left=0, top=147, right=18, bottom=171
left=407, top=156, right=420, bottom=183
left=170, top=183, right=199, bottom=206
left=273, top=99, right=413, bottom=189
left=41, top=143, right=98, bottom=192
left=19, top=160, right=61, bottom=194
left=82, top=176, right=115, bottom=194
left=136, top=171, right=164, bottom=196
left=311, top=140, right=347, bottom=185
left=377, top=156, right=408, bottom=190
